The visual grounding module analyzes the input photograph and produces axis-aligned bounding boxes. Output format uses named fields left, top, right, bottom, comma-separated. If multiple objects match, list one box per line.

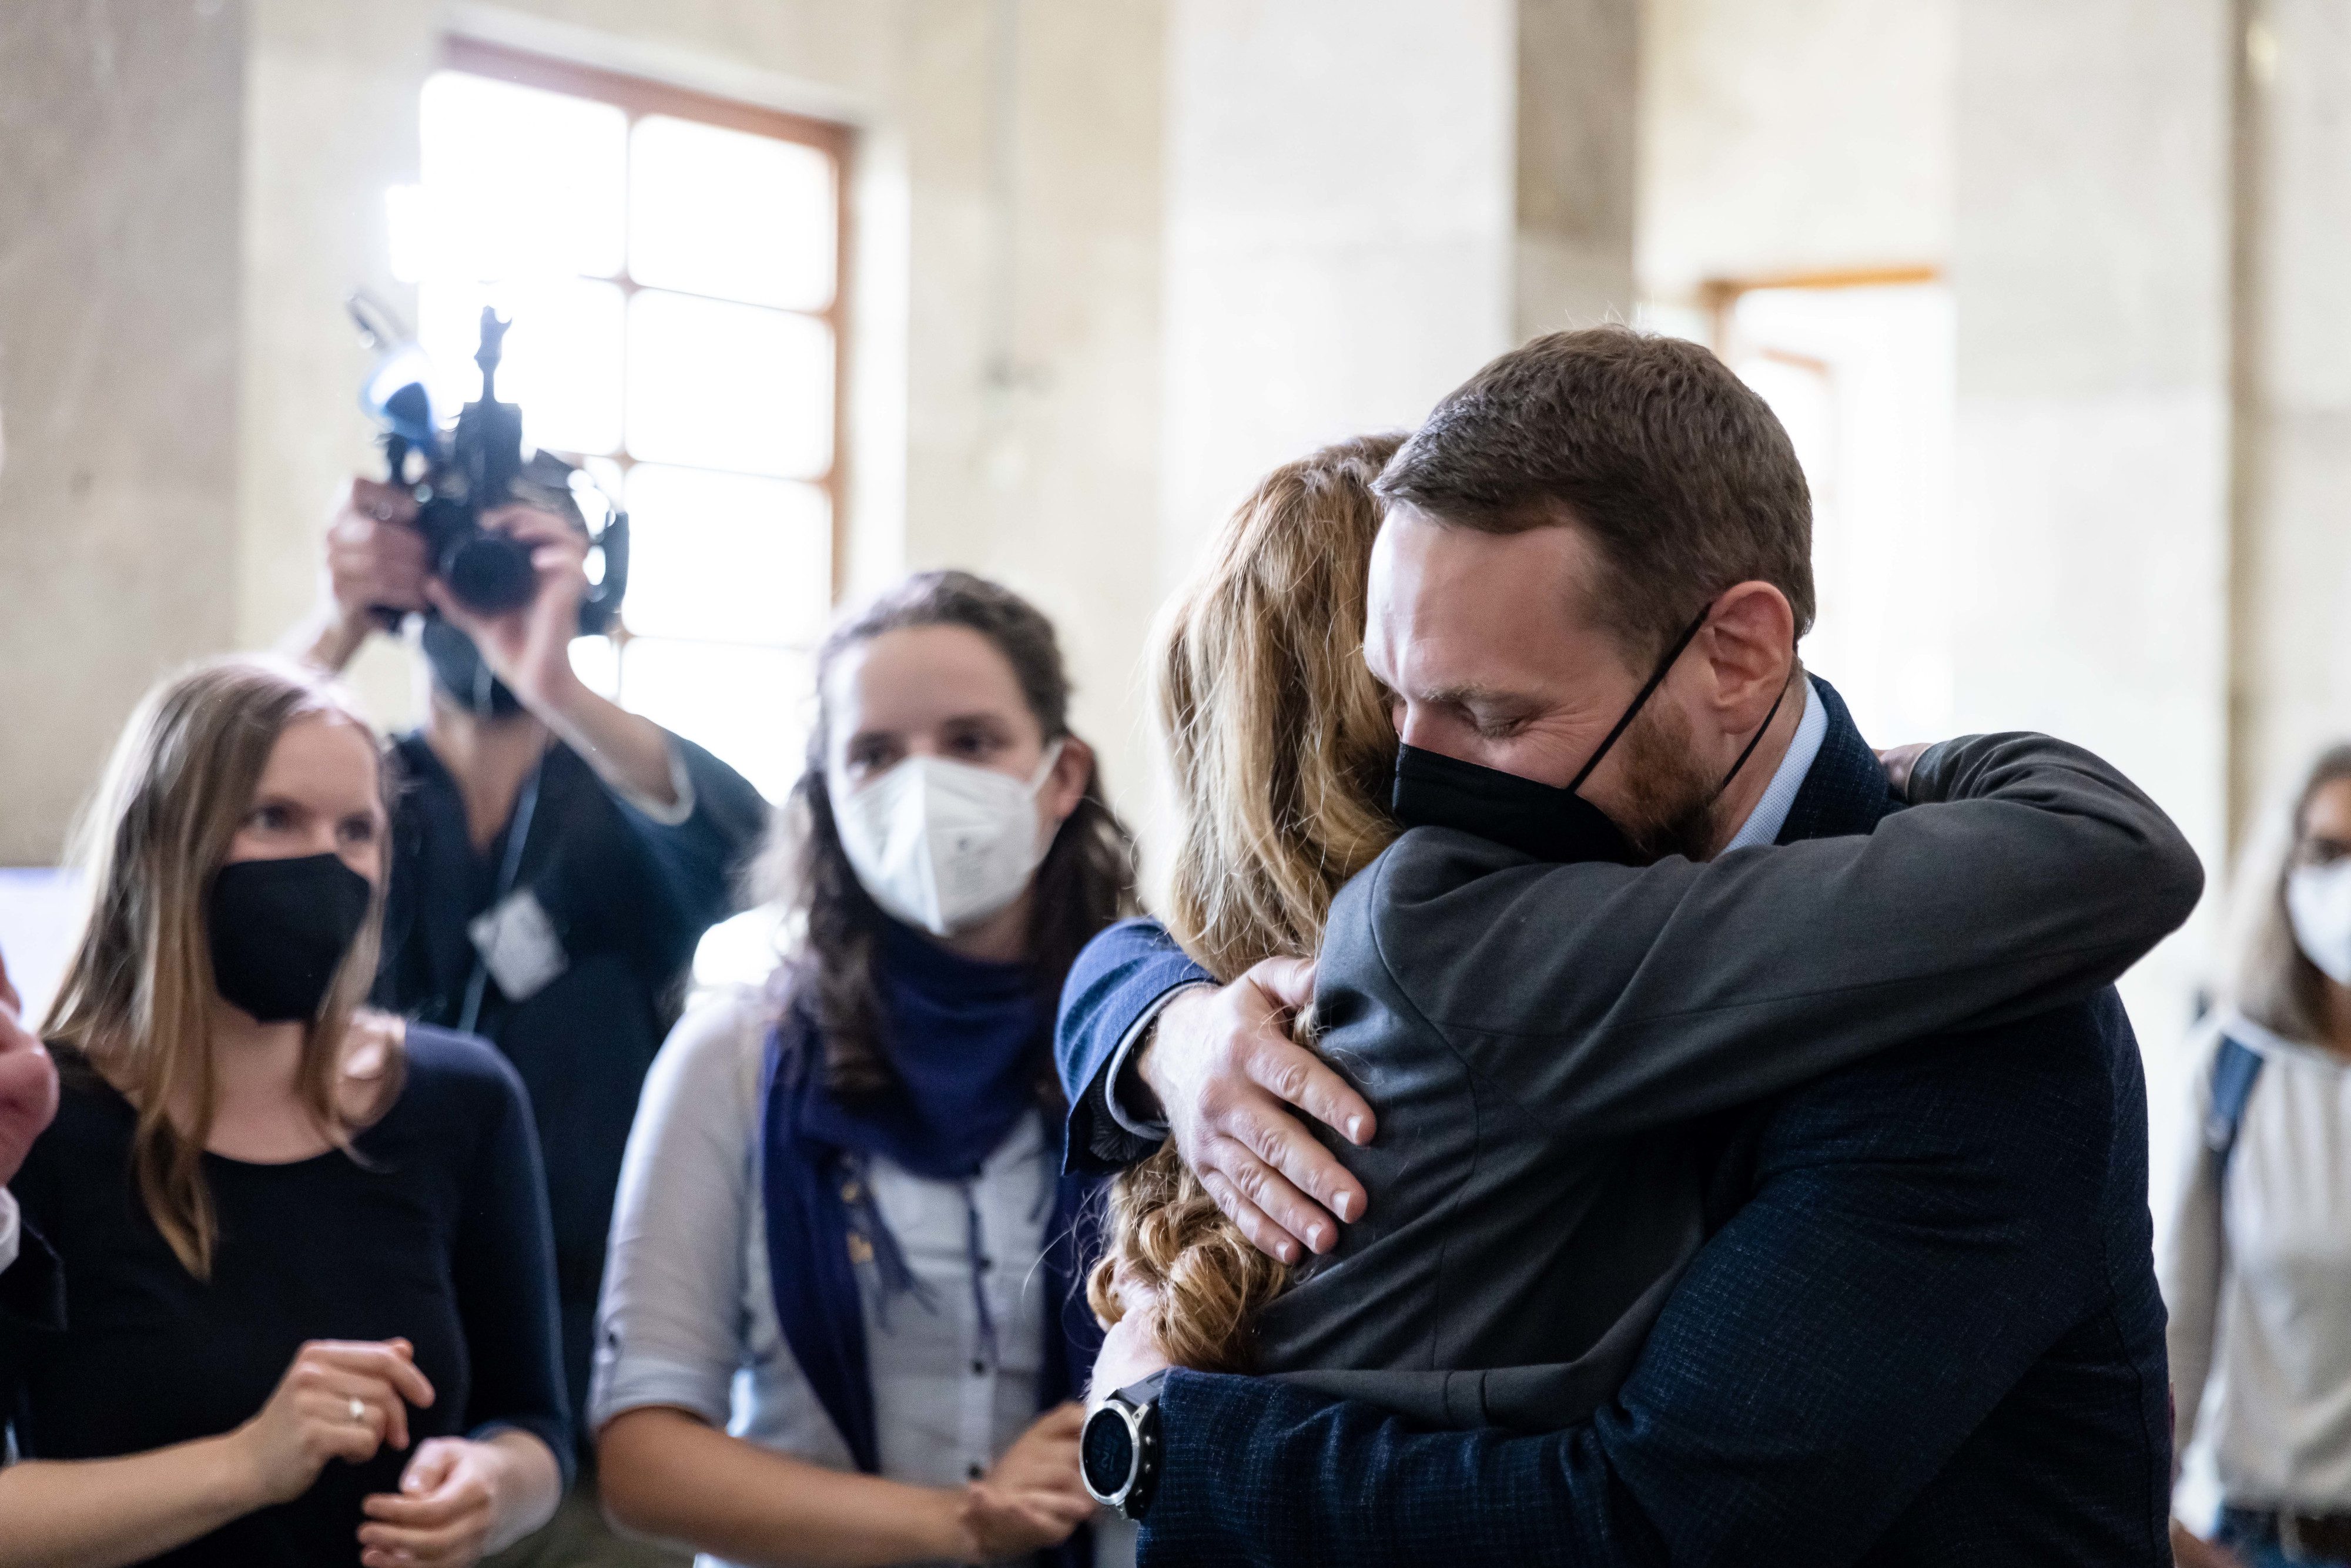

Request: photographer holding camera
left=293, top=461, right=765, bottom=1567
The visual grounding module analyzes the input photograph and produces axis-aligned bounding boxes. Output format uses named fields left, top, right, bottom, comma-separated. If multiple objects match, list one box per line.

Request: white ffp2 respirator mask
left=2288, top=860, right=2351, bottom=986
left=833, top=741, right=1066, bottom=936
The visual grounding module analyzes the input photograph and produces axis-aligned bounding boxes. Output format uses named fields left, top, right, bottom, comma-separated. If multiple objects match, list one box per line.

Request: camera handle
left=365, top=430, right=418, bottom=632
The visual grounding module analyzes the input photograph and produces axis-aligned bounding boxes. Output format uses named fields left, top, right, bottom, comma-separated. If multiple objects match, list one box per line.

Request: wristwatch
left=1080, top=1371, right=1168, bottom=1522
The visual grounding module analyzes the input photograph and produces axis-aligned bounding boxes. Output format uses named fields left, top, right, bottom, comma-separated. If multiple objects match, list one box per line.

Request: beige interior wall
left=1637, top=0, right=1954, bottom=299
left=0, top=2, right=247, bottom=864
left=1952, top=0, right=2235, bottom=1086
left=1639, top=0, right=2234, bottom=1083
left=2232, top=0, right=2351, bottom=853
left=1157, top=0, right=1519, bottom=601
left=1516, top=0, right=1640, bottom=336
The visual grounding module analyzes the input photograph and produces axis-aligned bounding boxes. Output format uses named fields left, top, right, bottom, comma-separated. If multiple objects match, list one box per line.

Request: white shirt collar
left=1723, top=676, right=1825, bottom=853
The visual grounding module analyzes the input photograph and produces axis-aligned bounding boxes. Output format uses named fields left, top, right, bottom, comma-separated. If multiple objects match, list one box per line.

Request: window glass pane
left=568, top=634, right=619, bottom=698
left=625, top=292, right=833, bottom=477
left=417, top=71, right=625, bottom=280
left=623, top=640, right=811, bottom=800
left=629, top=116, right=836, bottom=311
left=622, top=466, right=830, bottom=645
left=418, top=278, right=625, bottom=456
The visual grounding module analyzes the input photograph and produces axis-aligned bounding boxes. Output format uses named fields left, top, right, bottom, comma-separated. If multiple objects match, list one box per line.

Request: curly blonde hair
left=1087, top=434, right=1403, bottom=1371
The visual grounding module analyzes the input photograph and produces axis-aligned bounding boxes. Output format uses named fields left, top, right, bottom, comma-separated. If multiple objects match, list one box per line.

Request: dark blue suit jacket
left=1054, top=689, right=2172, bottom=1566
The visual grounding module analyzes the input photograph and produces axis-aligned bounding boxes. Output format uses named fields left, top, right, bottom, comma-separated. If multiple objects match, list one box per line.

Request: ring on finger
left=348, top=1396, right=368, bottom=1424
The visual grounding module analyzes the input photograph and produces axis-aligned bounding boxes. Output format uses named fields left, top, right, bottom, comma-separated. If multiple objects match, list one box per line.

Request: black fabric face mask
left=207, top=854, right=374, bottom=1024
left=421, top=617, right=523, bottom=719
left=1391, top=606, right=1789, bottom=866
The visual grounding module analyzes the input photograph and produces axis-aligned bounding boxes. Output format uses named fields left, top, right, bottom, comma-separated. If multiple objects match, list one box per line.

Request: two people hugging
left=1070, top=327, right=2202, bottom=1567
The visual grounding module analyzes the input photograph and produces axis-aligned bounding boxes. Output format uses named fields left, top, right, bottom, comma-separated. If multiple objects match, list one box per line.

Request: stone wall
left=0, top=1, right=246, bottom=863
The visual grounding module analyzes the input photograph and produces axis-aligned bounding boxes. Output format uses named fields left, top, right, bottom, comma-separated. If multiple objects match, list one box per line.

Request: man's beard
left=1612, top=698, right=1720, bottom=864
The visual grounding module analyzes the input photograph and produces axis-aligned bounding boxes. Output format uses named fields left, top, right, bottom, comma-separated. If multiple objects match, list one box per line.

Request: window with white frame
left=390, top=39, right=848, bottom=799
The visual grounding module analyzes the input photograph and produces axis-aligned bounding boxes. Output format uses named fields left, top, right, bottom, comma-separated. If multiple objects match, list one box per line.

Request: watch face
left=1081, top=1405, right=1139, bottom=1502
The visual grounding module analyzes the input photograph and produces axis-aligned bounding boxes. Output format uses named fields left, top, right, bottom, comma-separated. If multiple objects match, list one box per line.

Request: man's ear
left=1702, top=582, right=1797, bottom=730
left=1044, top=733, right=1096, bottom=823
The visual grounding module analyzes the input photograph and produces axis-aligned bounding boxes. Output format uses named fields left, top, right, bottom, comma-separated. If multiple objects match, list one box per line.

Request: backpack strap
left=2205, top=1033, right=2268, bottom=1185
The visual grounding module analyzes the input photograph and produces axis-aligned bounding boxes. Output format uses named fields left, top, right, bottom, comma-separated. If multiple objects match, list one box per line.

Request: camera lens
left=441, top=533, right=537, bottom=615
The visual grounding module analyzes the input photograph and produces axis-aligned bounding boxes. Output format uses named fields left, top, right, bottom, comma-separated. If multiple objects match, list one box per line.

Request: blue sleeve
left=1055, top=918, right=1213, bottom=1174
left=451, top=1042, right=578, bottom=1488
left=1135, top=1016, right=2137, bottom=1566
left=614, top=735, right=770, bottom=978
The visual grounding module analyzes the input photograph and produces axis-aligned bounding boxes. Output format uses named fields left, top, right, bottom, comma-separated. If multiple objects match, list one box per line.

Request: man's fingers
left=1195, top=1169, right=1300, bottom=1265
left=1198, top=1162, right=1312, bottom=1264
left=1244, top=1036, right=1374, bottom=1150
left=1249, top=955, right=1317, bottom=1014
left=1223, top=1094, right=1364, bottom=1234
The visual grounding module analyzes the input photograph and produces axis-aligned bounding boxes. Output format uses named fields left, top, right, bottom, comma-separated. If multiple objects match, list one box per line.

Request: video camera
left=351, top=297, right=628, bottom=633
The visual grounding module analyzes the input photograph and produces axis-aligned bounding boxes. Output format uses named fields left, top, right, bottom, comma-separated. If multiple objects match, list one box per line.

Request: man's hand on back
left=0, top=949, right=59, bottom=1188
left=1135, top=957, right=1374, bottom=1265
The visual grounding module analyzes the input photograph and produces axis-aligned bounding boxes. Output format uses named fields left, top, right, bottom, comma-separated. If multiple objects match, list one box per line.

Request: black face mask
left=1390, top=607, right=1789, bottom=866
left=420, top=618, right=523, bottom=719
left=207, top=854, right=374, bottom=1024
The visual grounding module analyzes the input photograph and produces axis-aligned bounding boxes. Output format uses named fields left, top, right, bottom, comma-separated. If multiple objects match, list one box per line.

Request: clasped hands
left=233, top=1338, right=517, bottom=1568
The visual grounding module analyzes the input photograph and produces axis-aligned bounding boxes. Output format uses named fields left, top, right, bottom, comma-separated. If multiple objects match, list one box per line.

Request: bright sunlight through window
left=390, top=44, right=848, bottom=800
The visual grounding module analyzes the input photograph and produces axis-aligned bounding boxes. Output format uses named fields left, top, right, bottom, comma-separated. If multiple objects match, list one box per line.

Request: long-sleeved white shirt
left=2159, top=1013, right=2351, bottom=1512
left=591, top=988, right=1134, bottom=1568
left=0, top=1186, right=16, bottom=1274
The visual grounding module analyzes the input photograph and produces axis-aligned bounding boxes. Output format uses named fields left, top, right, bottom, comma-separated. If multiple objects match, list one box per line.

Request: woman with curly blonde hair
left=1084, top=434, right=1406, bottom=1370
left=1081, top=437, right=2206, bottom=1425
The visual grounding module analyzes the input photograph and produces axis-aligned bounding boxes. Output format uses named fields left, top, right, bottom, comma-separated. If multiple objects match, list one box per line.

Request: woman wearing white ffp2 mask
left=594, top=571, right=1141, bottom=1568
left=2161, top=745, right=2351, bottom=1568
left=835, top=735, right=1069, bottom=937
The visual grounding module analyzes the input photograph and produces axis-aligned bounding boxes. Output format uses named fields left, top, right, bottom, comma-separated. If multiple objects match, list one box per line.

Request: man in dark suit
left=1063, top=327, right=2178, bottom=1564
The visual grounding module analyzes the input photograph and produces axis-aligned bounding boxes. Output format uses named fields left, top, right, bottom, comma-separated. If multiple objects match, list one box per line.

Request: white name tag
left=467, top=888, right=569, bottom=1004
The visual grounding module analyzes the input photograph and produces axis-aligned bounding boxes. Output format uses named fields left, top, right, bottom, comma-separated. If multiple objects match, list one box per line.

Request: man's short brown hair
left=1376, top=326, right=1814, bottom=662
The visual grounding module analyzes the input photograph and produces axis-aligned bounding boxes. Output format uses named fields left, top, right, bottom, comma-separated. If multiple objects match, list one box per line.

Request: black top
left=375, top=731, right=765, bottom=1435
left=1, top=1026, right=571, bottom=1567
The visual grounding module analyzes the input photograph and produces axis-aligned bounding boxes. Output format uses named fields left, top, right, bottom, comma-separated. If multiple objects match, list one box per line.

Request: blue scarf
left=761, top=923, right=1103, bottom=1564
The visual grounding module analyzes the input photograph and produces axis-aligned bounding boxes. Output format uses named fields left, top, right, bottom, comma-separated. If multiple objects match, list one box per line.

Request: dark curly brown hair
left=753, top=569, right=1140, bottom=1104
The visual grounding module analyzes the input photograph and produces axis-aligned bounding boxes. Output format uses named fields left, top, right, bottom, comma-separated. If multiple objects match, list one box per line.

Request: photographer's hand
left=427, top=506, right=681, bottom=810
left=424, top=505, right=587, bottom=715
left=293, top=478, right=431, bottom=674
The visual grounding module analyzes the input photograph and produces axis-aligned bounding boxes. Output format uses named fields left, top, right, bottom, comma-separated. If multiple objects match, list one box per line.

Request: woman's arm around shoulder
left=1366, top=730, right=2206, bottom=1137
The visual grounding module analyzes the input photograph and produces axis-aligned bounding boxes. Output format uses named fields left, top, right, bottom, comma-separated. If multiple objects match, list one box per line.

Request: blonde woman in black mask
left=0, top=657, right=568, bottom=1568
